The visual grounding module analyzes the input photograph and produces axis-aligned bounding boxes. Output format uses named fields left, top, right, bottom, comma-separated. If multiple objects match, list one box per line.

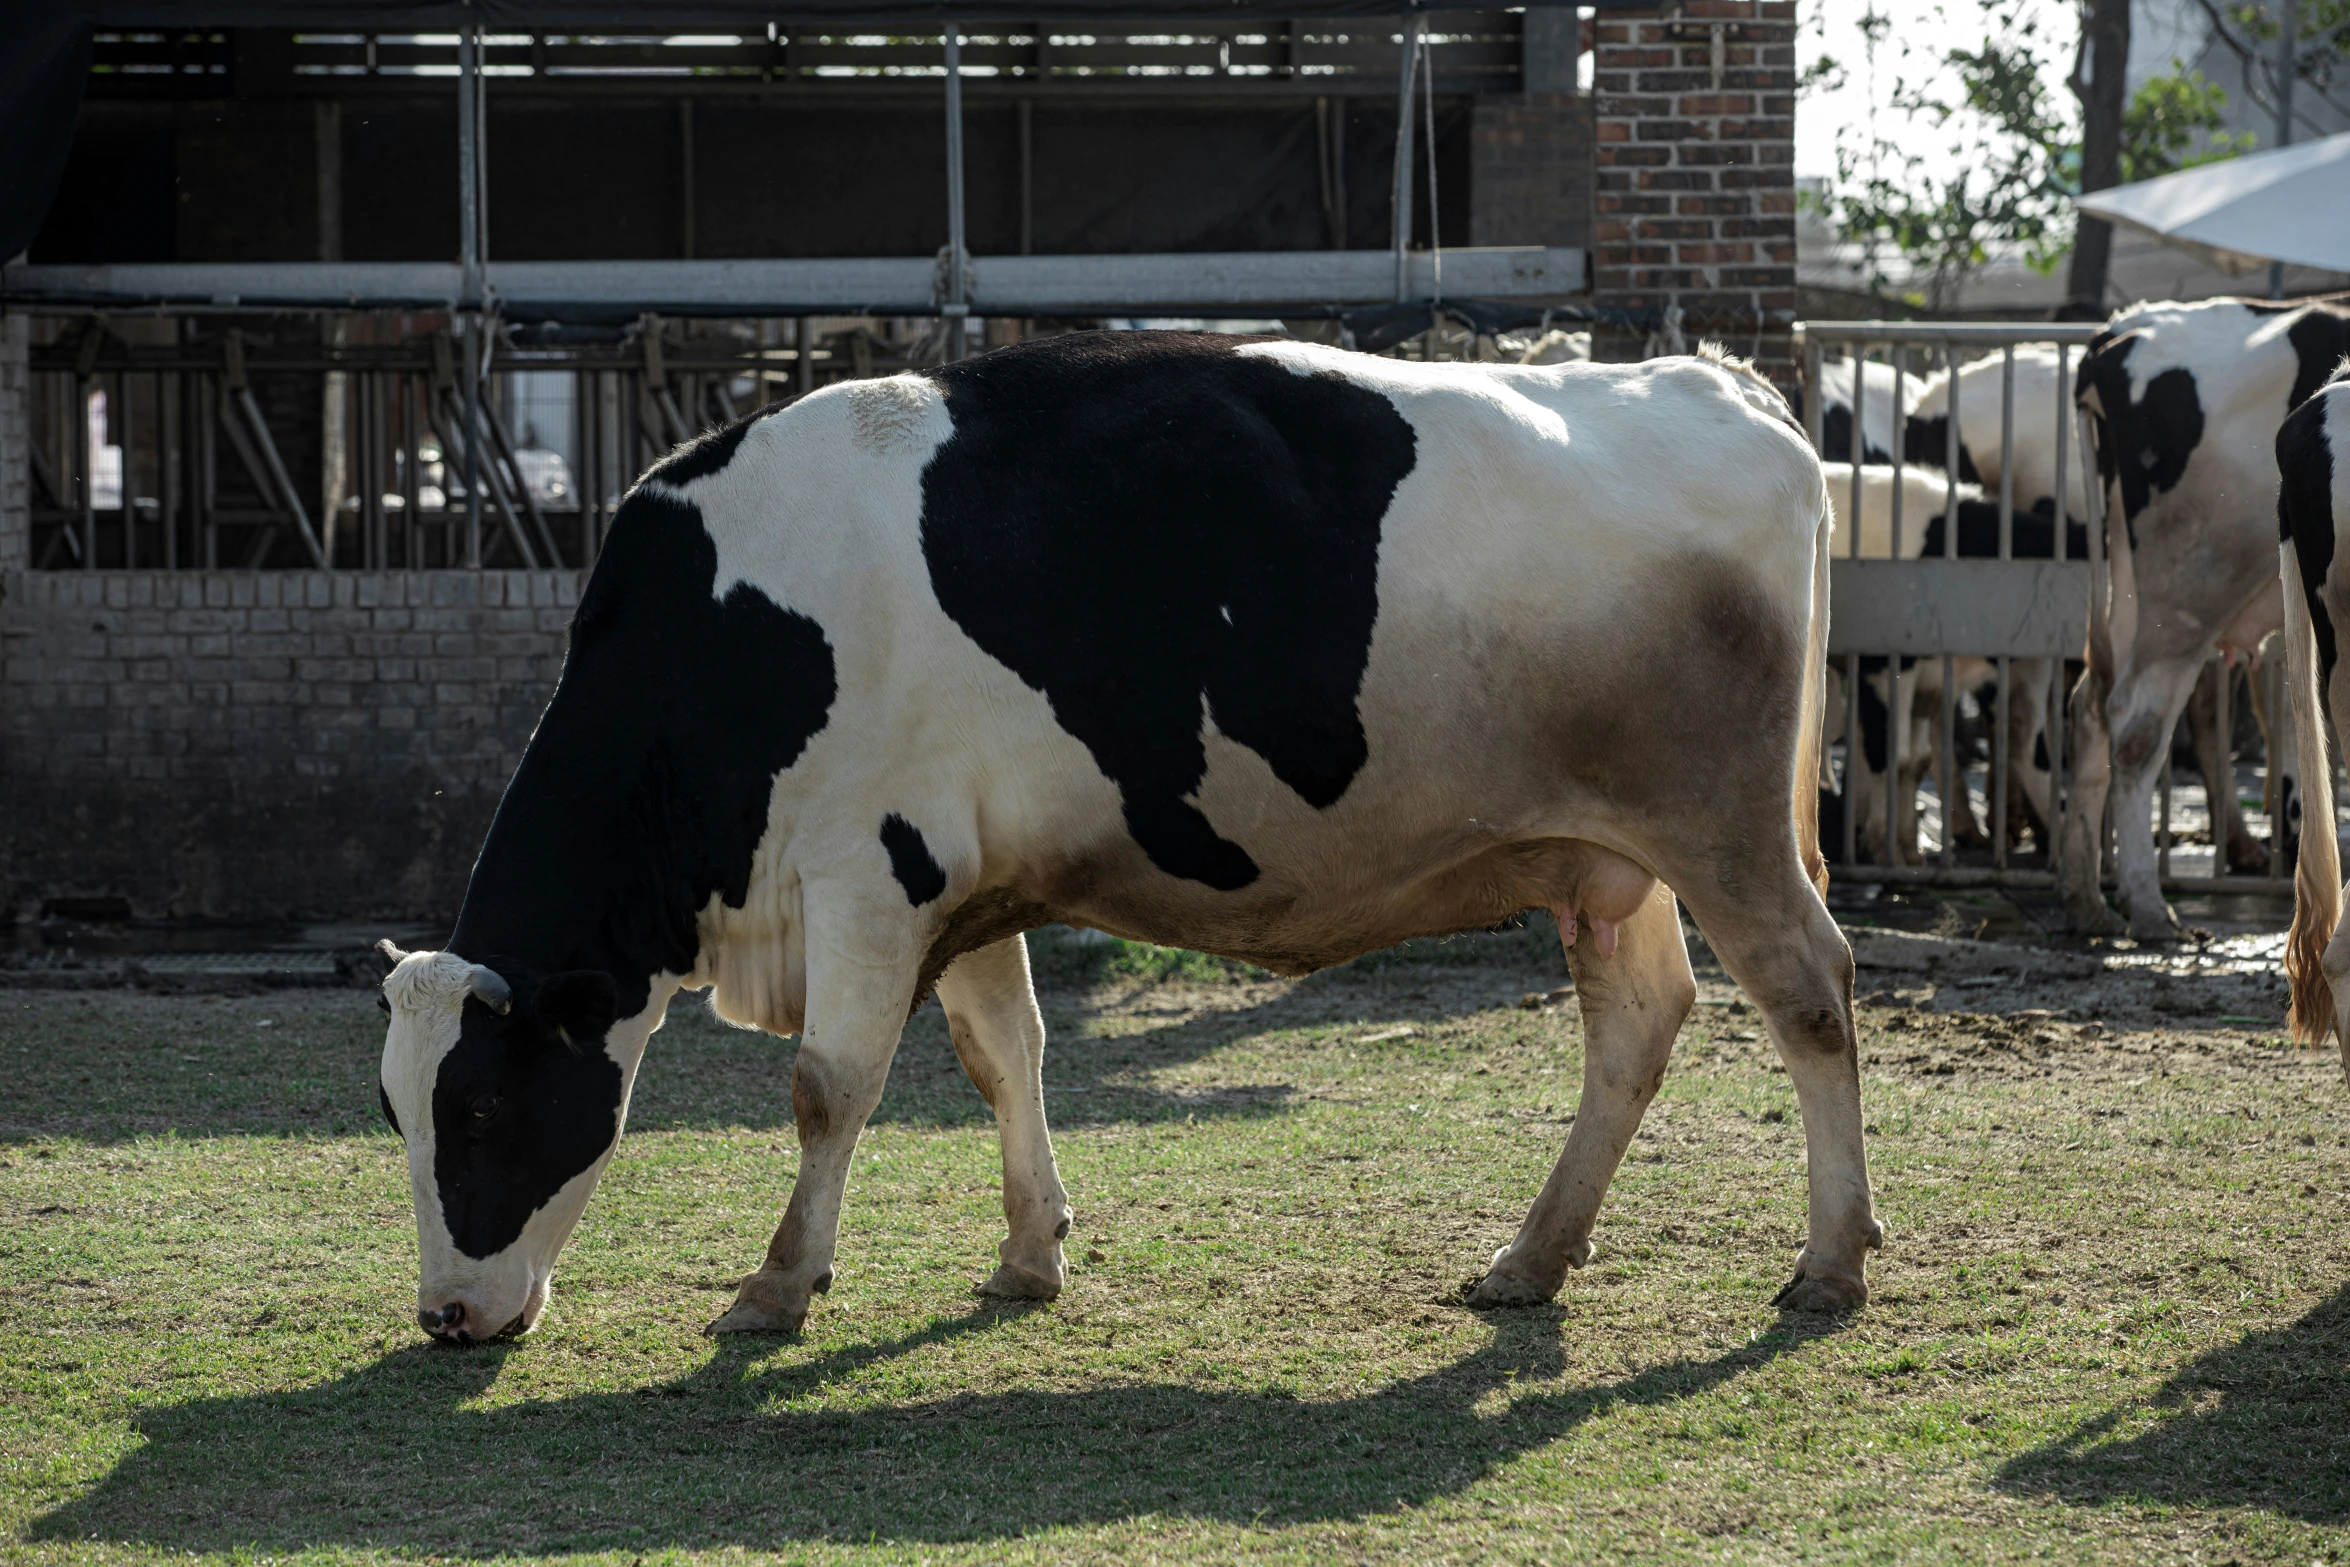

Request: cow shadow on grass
left=1993, top=1284, right=2350, bottom=1523
left=29, top=1303, right=1837, bottom=1555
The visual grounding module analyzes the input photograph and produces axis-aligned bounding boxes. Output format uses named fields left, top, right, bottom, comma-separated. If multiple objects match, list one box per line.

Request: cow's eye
left=470, top=1094, right=502, bottom=1123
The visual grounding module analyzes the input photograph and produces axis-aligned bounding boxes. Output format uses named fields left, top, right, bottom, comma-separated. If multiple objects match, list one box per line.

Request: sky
left=1794, top=0, right=2081, bottom=184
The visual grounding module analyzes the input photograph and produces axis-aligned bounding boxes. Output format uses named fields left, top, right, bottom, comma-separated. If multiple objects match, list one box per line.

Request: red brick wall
left=1588, top=1, right=1797, bottom=386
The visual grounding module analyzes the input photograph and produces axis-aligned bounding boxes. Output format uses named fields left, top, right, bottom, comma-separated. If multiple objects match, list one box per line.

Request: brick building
left=0, top=2, right=1794, bottom=925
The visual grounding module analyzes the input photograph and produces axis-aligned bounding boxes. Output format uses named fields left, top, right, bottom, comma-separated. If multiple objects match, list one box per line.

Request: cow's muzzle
left=417, top=1300, right=524, bottom=1346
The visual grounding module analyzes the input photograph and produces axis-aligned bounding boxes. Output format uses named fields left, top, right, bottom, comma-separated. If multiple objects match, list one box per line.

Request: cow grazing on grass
left=376, top=332, right=1880, bottom=1345
left=2063, top=297, right=2350, bottom=937
left=2278, top=362, right=2350, bottom=1067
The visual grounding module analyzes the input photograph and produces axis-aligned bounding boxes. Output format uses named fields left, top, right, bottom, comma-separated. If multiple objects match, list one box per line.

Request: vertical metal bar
left=1943, top=344, right=1960, bottom=551
left=2159, top=710, right=2174, bottom=881
left=401, top=373, right=421, bottom=567
left=1888, top=351, right=1905, bottom=558
left=797, top=317, right=815, bottom=396
left=162, top=368, right=180, bottom=571
left=1843, top=651, right=1860, bottom=867
left=78, top=372, right=95, bottom=570
left=943, top=23, right=970, bottom=363
left=1802, top=332, right=1823, bottom=452
left=1940, top=654, right=1956, bottom=870
left=1998, top=343, right=2015, bottom=560
left=1847, top=351, right=1863, bottom=558
left=458, top=23, right=484, bottom=565
left=1885, top=657, right=1902, bottom=865
left=199, top=371, right=218, bottom=569
left=1391, top=13, right=1423, bottom=303
left=2268, top=657, right=2287, bottom=879
left=2049, top=646, right=2066, bottom=876
left=117, top=370, right=134, bottom=569
left=1993, top=655, right=2011, bottom=868
left=2052, top=342, right=2072, bottom=540
left=2216, top=652, right=2234, bottom=878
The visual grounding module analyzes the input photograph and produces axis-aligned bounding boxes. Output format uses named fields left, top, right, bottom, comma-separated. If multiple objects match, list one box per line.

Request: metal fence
left=1799, top=319, right=2293, bottom=898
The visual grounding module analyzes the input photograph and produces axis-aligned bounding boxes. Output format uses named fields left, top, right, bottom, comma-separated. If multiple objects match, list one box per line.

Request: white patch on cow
left=846, top=374, right=942, bottom=454
left=1908, top=344, right=2092, bottom=520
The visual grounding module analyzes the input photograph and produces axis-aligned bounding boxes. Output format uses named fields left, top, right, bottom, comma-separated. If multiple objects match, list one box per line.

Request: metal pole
left=1391, top=12, right=1424, bottom=303
left=2271, top=0, right=2298, bottom=300
left=458, top=22, right=484, bottom=564
left=943, top=22, right=970, bottom=362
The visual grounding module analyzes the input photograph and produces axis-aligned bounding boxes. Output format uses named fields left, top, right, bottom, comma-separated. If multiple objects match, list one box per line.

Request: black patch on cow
left=916, top=331, right=1416, bottom=890
left=2033, top=730, right=2050, bottom=773
left=2279, top=382, right=2344, bottom=699
left=642, top=400, right=791, bottom=489
left=2080, top=332, right=2202, bottom=538
left=1918, top=497, right=2086, bottom=561
left=2284, top=305, right=2350, bottom=413
left=1820, top=404, right=1892, bottom=466
left=1855, top=655, right=1892, bottom=772
left=880, top=814, right=948, bottom=906
left=434, top=477, right=837, bottom=1259
left=1900, top=414, right=1984, bottom=485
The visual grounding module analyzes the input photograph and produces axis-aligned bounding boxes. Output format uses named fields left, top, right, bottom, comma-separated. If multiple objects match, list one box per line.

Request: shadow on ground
left=1995, top=1284, right=2350, bottom=1523
left=28, top=1305, right=1839, bottom=1554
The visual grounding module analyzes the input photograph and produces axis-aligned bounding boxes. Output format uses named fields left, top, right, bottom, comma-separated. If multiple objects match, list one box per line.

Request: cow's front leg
left=935, top=933, right=1072, bottom=1299
left=1470, top=881, right=1693, bottom=1306
left=710, top=904, right=918, bottom=1336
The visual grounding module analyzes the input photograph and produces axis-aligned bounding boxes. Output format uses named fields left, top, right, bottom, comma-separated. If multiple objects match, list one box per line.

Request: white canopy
left=2075, top=131, right=2350, bottom=276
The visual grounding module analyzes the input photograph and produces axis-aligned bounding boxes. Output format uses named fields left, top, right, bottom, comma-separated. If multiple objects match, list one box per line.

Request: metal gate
left=1799, top=319, right=2293, bottom=897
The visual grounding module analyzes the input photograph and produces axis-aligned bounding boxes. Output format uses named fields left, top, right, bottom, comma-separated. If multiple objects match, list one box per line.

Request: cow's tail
left=2281, top=540, right=2341, bottom=1046
left=1796, top=465, right=1834, bottom=898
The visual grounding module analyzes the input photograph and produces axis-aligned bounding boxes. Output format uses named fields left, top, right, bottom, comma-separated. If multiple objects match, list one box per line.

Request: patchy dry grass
left=2, top=919, right=2347, bottom=1563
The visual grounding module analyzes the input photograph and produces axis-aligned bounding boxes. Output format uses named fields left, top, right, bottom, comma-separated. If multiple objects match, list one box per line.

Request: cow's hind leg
left=1680, top=869, right=1881, bottom=1311
left=935, top=934, right=1073, bottom=1299
left=1469, top=880, right=1694, bottom=1306
left=710, top=898, right=920, bottom=1335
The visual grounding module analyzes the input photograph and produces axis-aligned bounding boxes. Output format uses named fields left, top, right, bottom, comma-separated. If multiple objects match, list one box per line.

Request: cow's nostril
left=417, top=1302, right=465, bottom=1334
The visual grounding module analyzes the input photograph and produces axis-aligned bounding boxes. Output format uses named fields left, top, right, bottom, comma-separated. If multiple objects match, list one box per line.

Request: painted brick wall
left=1588, top=1, right=1798, bottom=383
left=0, top=569, right=578, bottom=923
left=1469, top=94, right=1595, bottom=249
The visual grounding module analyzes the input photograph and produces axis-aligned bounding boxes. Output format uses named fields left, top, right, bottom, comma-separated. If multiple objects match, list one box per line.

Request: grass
left=2, top=922, right=2347, bottom=1563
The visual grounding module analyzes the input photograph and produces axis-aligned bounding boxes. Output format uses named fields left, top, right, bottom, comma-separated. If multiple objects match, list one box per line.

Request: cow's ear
left=533, top=971, right=618, bottom=1049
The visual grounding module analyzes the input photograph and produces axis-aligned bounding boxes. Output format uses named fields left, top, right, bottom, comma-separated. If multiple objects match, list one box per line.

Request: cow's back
left=669, top=335, right=1826, bottom=979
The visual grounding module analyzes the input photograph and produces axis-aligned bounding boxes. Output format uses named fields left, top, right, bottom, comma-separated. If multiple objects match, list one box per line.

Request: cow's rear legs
left=1469, top=881, right=1693, bottom=1306
left=935, top=934, right=1072, bottom=1300
left=1686, top=876, right=1882, bottom=1310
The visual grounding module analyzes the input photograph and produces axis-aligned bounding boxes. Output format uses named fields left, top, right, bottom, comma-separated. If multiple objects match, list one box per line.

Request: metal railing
left=1798, top=319, right=2293, bottom=898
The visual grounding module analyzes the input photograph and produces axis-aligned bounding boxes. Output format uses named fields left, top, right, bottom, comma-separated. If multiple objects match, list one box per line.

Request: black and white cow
left=377, top=332, right=1880, bottom=1343
left=1812, top=357, right=1912, bottom=466
left=2278, top=362, right=2350, bottom=1065
left=2062, top=296, right=2350, bottom=936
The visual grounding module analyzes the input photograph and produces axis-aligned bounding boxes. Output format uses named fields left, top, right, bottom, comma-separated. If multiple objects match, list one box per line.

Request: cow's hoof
left=2125, top=908, right=2182, bottom=943
left=1465, top=1242, right=1574, bottom=1308
left=979, top=1261, right=1063, bottom=1300
left=2225, top=835, right=2270, bottom=876
left=2063, top=899, right=2123, bottom=936
left=1771, top=1270, right=1867, bottom=1313
left=704, top=1271, right=817, bottom=1336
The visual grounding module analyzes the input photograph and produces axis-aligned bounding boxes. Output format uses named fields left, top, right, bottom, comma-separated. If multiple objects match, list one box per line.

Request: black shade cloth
left=1, top=11, right=94, bottom=260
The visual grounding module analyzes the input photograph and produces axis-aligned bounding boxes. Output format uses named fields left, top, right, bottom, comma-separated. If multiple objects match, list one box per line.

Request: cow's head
left=378, top=943, right=630, bottom=1344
